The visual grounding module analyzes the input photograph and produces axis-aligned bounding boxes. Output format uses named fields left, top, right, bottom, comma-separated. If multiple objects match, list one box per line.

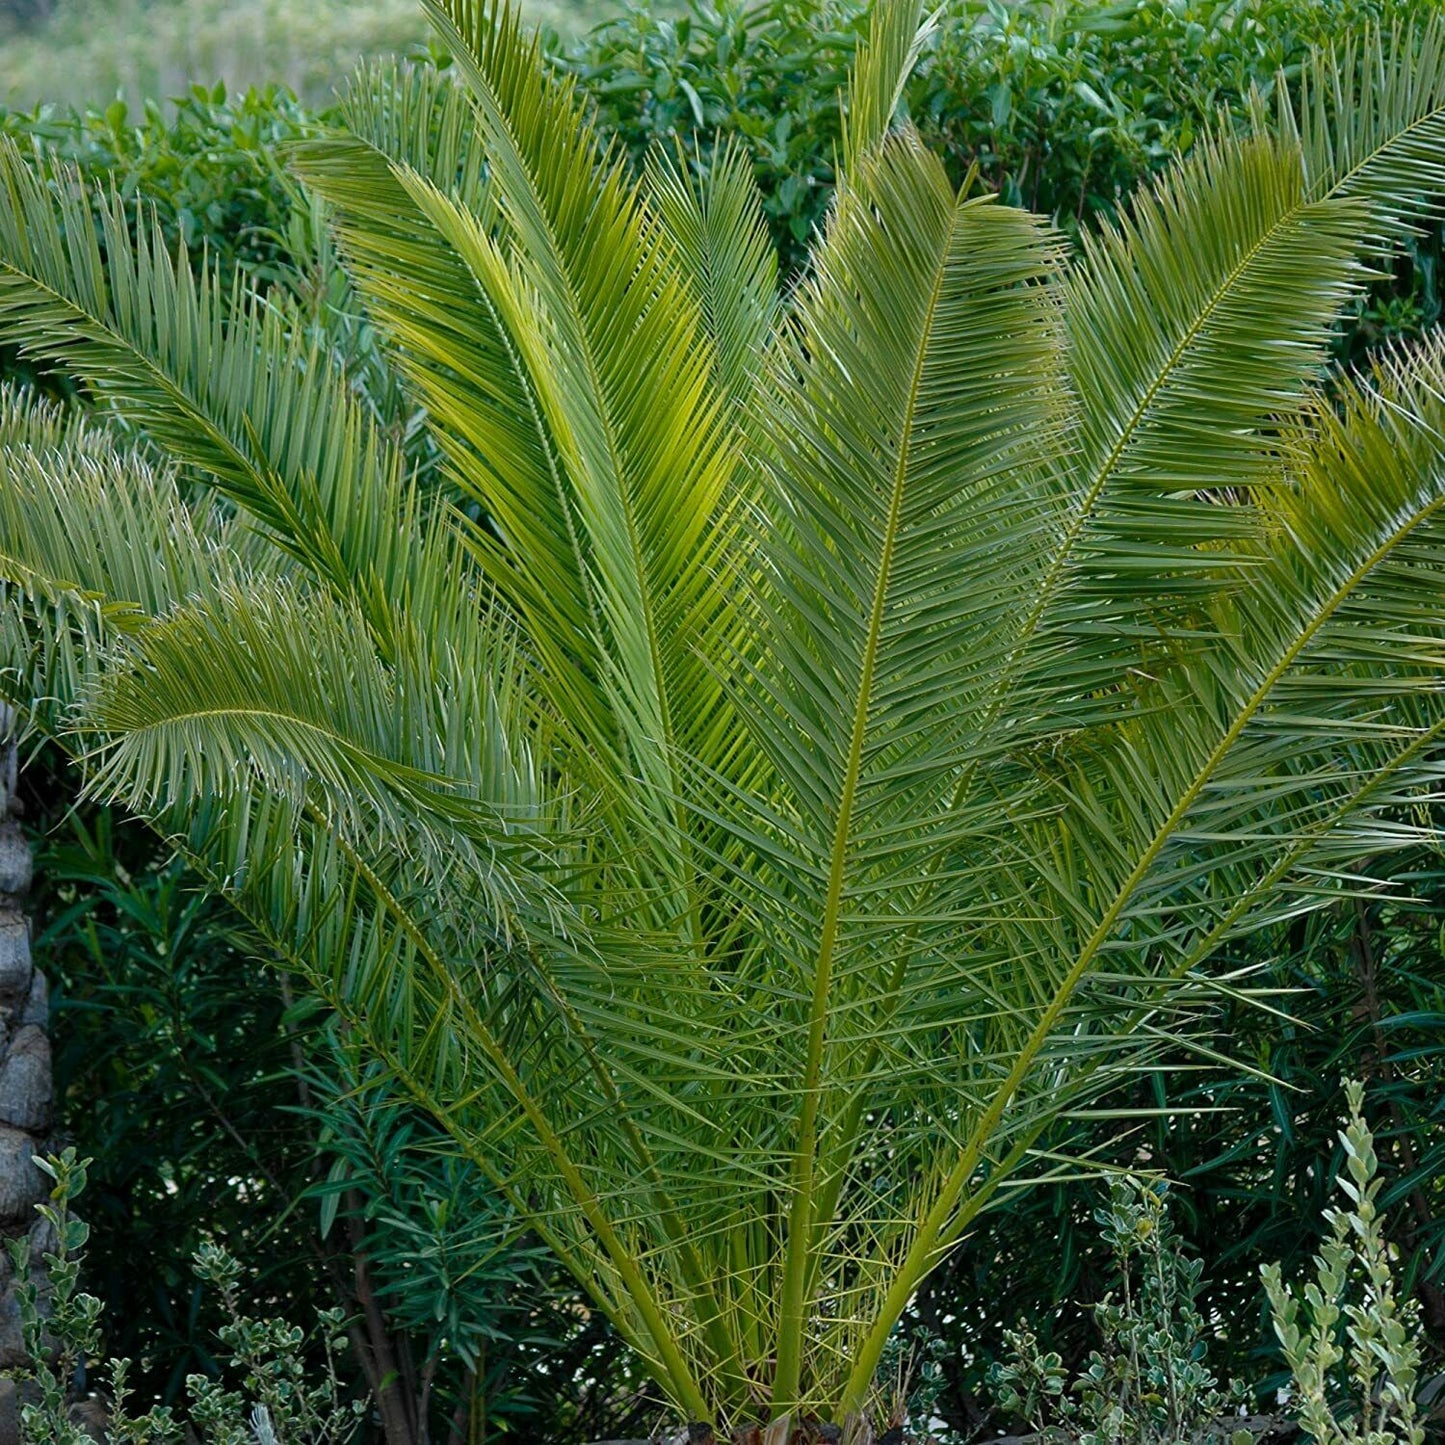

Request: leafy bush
left=562, top=0, right=1444, bottom=320
left=561, top=0, right=862, bottom=266
left=0, top=82, right=317, bottom=284
left=8, top=1149, right=366, bottom=1444
left=991, top=1177, right=1248, bottom=1445
left=4, top=0, right=1440, bottom=317
left=986, top=1086, right=1433, bottom=1445
left=1264, top=1081, right=1428, bottom=1445
left=898, top=864, right=1445, bottom=1436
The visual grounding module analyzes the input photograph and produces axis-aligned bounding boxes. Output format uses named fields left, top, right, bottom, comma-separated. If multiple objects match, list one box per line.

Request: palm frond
left=0, top=141, right=430, bottom=634
left=645, top=140, right=779, bottom=411
left=840, top=0, right=936, bottom=174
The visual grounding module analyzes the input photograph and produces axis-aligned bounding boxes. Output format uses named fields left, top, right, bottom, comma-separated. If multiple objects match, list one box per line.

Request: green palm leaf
left=5, top=2, right=1445, bottom=1433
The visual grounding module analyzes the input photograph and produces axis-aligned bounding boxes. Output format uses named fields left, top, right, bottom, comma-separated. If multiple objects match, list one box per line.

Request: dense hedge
left=2, top=0, right=1438, bottom=353
left=0, top=82, right=311, bottom=278
left=563, top=0, right=1443, bottom=277
left=6, top=0, right=1441, bottom=272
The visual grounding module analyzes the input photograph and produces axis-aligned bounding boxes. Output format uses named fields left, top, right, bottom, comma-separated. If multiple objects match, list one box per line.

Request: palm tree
left=3, top=1, right=1445, bottom=1433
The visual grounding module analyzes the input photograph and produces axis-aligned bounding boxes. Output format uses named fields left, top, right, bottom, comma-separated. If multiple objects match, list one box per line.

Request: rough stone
left=17, top=972, right=44, bottom=1031
left=0, top=1376, right=19, bottom=1445
left=0, top=1127, right=45, bottom=1220
left=0, top=826, right=29, bottom=901
left=0, top=1028, right=50, bottom=1133
left=26, top=1213, right=55, bottom=1261
left=0, top=919, right=29, bottom=1001
left=69, top=1396, right=108, bottom=1442
left=0, top=1280, right=22, bottom=1371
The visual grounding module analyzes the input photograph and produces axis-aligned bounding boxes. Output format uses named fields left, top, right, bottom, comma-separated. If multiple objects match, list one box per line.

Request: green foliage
left=303, top=1037, right=654, bottom=1438
left=179, top=1243, right=365, bottom=1445
left=563, top=0, right=1445, bottom=338
left=561, top=0, right=860, bottom=264
left=1264, top=1081, right=1428, bottom=1445
left=912, top=0, right=1432, bottom=220
left=901, top=877, right=1445, bottom=1435
left=987, top=1088, right=1436, bottom=1445
left=28, top=788, right=333, bottom=1397
left=25, top=773, right=648, bottom=1442
left=1, top=1, right=1439, bottom=1436
left=7, top=0, right=1445, bottom=1431
left=0, top=83, right=321, bottom=397
left=9, top=1152, right=120, bottom=1445
left=992, top=1178, right=1248, bottom=1445
left=0, top=83, right=316, bottom=284
left=7, top=1149, right=366, bottom=1444
left=2, top=0, right=1438, bottom=328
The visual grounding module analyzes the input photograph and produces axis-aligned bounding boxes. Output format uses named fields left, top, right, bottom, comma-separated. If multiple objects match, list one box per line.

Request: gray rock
left=69, top=1396, right=108, bottom=1442
left=0, top=919, right=29, bottom=1001
left=0, top=825, right=29, bottom=900
left=26, top=1212, right=55, bottom=1261
left=17, top=971, right=44, bottom=1030
left=0, top=1375, right=19, bottom=1445
left=0, top=1283, right=22, bottom=1371
left=0, top=1127, right=45, bottom=1220
left=0, top=1027, right=50, bottom=1133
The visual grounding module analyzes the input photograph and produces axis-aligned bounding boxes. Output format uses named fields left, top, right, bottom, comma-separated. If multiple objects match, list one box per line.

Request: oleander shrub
left=559, top=0, right=1442, bottom=356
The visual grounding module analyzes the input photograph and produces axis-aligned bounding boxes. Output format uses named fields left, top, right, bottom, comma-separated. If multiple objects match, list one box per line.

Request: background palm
left=3, top=0, right=1445, bottom=1431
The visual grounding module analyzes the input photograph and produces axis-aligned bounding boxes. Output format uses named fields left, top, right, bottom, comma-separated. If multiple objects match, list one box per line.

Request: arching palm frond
left=4, top=0, right=1445, bottom=1433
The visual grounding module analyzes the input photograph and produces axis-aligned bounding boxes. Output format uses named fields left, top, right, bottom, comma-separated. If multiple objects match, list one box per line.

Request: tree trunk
left=0, top=710, right=55, bottom=1445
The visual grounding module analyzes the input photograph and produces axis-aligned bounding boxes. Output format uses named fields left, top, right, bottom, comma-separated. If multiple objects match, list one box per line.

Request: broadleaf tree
left=3, top=1, right=1445, bottom=1434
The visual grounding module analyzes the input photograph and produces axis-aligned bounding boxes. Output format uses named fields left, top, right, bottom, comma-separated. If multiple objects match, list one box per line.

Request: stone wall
left=0, top=721, right=54, bottom=1441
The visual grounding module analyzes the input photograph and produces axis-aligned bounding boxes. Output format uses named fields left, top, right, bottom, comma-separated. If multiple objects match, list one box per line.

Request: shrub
left=563, top=0, right=1444, bottom=324
left=8, top=1150, right=366, bottom=1444
left=1263, top=1081, right=1428, bottom=1445
left=990, top=1178, right=1249, bottom=1445
left=900, top=881, right=1445, bottom=1435
left=0, top=83, right=318, bottom=284
left=989, top=1083, right=1433, bottom=1445
left=22, top=776, right=651, bottom=1443
left=560, top=0, right=864, bottom=269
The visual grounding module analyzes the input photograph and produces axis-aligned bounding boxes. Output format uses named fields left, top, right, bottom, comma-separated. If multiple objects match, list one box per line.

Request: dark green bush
left=560, top=0, right=1445, bottom=279
left=0, top=82, right=317, bottom=281
left=3, top=0, right=1439, bottom=316
left=558, top=0, right=861, bottom=267
left=0, top=84, right=324, bottom=394
left=902, top=868, right=1445, bottom=1434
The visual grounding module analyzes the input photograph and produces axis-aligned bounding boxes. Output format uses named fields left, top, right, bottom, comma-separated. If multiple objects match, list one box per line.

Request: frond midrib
left=773, top=184, right=958, bottom=1410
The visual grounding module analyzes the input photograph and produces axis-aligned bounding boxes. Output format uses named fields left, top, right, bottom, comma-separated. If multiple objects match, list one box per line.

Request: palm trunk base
left=662, top=1413, right=900, bottom=1445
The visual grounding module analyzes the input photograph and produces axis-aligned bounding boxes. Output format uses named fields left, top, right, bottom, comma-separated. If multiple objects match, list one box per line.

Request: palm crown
left=4, top=0, right=1445, bottom=1432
